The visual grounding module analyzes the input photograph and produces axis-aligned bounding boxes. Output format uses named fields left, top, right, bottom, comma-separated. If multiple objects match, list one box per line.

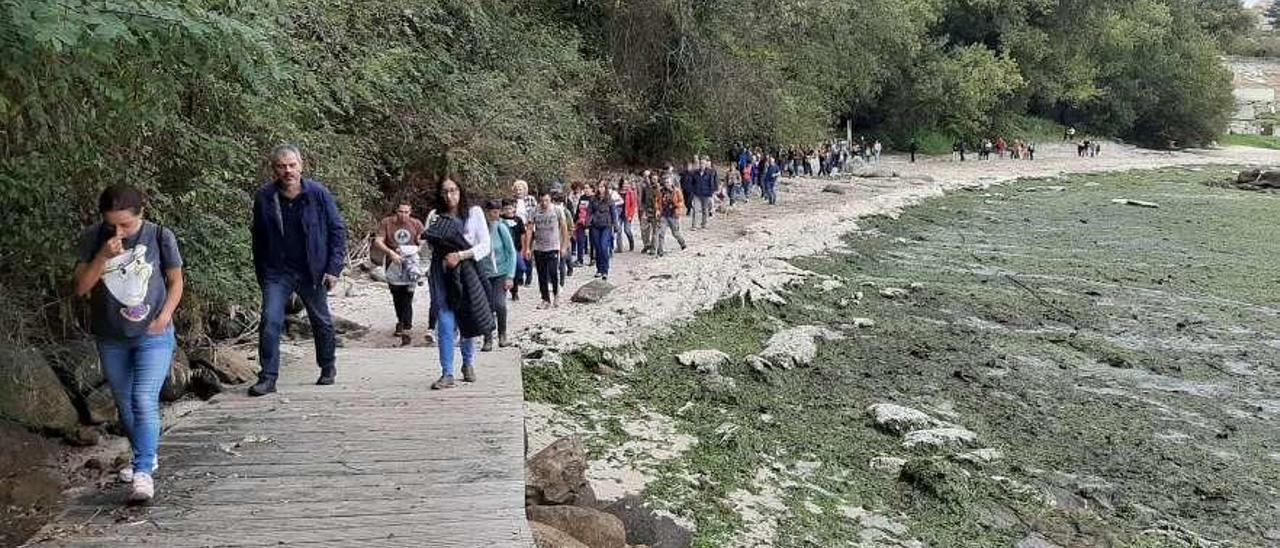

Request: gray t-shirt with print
left=530, top=207, right=563, bottom=252
left=76, top=221, right=183, bottom=339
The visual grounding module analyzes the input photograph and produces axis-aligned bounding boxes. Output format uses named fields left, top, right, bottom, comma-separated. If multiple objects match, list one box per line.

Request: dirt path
left=331, top=142, right=1280, bottom=356
left=285, top=143, right=1280, bottom=546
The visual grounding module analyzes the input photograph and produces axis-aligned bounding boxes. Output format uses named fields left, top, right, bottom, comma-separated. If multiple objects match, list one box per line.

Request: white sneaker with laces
left=129, top=473, right=154, bottom=503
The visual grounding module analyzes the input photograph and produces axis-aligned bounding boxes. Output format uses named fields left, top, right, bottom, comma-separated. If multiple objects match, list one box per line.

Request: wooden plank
left=34, top=515, right=532, bottom=547
left=164, top=416, right=522, bottom=436
left=64, top=490, right=527, bottom=526
left=31, top=346, right=534, bottom=547
left=172, top=406, right=523, bottom=424
left=60, top=476, right=521, bottom=510
left=165, top=446, right=521, bottom=468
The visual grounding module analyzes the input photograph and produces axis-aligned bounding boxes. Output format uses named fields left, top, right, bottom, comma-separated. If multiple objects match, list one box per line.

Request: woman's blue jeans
left=435, top=304, right=475, bottom=378
left=97, top=327, right=175, bottom=475
left=431, top=269, right=475, bottom=378
left=590, top=226, right=613, bottom=276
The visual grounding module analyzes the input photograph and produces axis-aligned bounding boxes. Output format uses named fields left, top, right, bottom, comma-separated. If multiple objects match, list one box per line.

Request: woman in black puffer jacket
left=424, top=177, right=495, bottom=390
left=587, top=179, right=615, bottom=281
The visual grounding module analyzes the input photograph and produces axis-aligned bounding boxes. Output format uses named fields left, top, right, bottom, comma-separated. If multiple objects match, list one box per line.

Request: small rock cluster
left=0, top=341, right=259, bottom=446
left=526, top=436, right=687, bottom=548
left=865, top=403, right=1003, bottom=496
left=675, top=350, right=736, bottom=393
left=746, top=325, right=844, bottom=372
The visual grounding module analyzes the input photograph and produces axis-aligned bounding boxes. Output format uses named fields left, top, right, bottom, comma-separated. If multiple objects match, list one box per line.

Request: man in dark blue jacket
left=762, top=156, right=782, bottom=205
left=679, top=160, right=697, bottom=217
left=692, top=158, right=718, bottom=229
left=249, top=144, right=347, bottom=396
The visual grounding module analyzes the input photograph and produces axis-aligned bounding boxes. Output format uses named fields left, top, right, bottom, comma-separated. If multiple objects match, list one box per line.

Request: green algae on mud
left=526, top=166, right=1280, bottom=547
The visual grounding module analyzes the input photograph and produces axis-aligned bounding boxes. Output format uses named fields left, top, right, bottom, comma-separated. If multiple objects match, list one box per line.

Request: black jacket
left=425, top=214, right=495, bottom=338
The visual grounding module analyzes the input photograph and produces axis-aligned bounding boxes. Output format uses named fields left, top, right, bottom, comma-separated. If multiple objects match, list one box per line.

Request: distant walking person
left=573, top=183, right=592, bottom=266
left=618, top=179, right=638, bottom=252
left=511, top=180, right=537, bottom=287
left=909, top=139, right=919, bottom=163
left=500, top=199, right=526, bottom=301
left=373, top=203, right=424, bottom=341
left=680, top=161, right=697, bottom=217
left=726, top=165, right=743, bottom=205
left=74, top=185, right=184, bottom=504
left=692, top=159, right=718, bottom=229
left=424, top=177, right=494, bottom=389
left=588, top=179, right=615, bottom=281
left=250, top=144, right=346, bottom=397
left=639, top=173, right=660, bottom=254
left=762, top=156, right=781, bottom=205
left=655, top=176, right=687, bottom=256
left=529, top=189, right=571, bottom=308
left=481, top=200, right=516, bottom=351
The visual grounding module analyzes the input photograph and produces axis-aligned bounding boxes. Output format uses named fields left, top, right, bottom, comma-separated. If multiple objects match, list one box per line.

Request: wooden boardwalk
left=29, top=347, right=534, bottom=547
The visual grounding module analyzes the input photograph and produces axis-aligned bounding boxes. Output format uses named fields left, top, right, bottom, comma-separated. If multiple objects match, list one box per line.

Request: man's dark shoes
left=461, top=365, right=476, bottom=383
left=248, top=379, right=276, bottom=397
left=316, top=368, right=336, bottom=385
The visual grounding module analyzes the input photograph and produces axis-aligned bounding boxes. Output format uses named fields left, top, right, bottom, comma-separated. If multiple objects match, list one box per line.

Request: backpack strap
left=149, top=221, right=171, bottom=269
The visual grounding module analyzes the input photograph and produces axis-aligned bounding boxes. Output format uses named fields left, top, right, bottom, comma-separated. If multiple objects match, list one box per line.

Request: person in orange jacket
left=615, top=178, right=639, bottom=252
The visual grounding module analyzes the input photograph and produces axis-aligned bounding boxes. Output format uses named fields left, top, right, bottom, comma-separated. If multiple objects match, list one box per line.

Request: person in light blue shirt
left=482, top=199, right=518, bottom=350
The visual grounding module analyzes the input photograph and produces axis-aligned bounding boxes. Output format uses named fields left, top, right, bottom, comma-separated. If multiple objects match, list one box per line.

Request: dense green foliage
left=1, top=0, right=603, bottom=342
left=0, top=0, right=1247, bottom=346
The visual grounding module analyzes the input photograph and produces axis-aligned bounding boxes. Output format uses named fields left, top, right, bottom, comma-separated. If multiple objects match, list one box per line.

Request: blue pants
left=97, top=328, right=175, bottom=475
left=764, top=180, right=778, bottom=205
left=430, top=270, right=476, bottom=376
left=517, top=253, right=533, bottom=285
left=574, top=227, right=588, bottom=263
left=514, top=254, right=527, bottom=284
left=590, top=226, right=613, bottom=276
left=259, top=271, right=336, bottom=381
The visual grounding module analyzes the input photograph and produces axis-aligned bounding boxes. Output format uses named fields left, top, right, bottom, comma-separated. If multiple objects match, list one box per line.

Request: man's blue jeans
left=259, top=271, right=336, bottom=381
left=97, top=327, right=175, bottom=475
left=590, top=226, right=613, bottom=276
left=764, top=181, right=778, bottom=205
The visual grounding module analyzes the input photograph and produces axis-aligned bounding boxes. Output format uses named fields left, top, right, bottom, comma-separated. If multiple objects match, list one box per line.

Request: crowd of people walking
left=71, top=132, right=1106, bottom=504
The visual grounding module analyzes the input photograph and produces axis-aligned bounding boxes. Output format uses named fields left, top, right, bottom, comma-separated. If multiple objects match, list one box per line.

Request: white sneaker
left=128, top=473, right=154, bottom=504
left=118, top=461, right=157, bottom=483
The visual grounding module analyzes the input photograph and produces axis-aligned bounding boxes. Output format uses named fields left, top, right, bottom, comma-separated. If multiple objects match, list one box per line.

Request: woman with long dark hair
left=73, top=185, right=184, bottom=504
left=588, top=179, right=615, bottom=281
left=423, top=177, right=494, bottom=389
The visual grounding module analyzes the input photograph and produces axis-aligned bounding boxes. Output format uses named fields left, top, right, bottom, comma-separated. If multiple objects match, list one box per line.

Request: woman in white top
left=511, top=179, right=537, bottom=287
left=424, top=177, right=491, bottom=389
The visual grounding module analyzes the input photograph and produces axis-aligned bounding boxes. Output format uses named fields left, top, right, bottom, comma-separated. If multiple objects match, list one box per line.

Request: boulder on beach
left=572, top=280, right=615, bottom=304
